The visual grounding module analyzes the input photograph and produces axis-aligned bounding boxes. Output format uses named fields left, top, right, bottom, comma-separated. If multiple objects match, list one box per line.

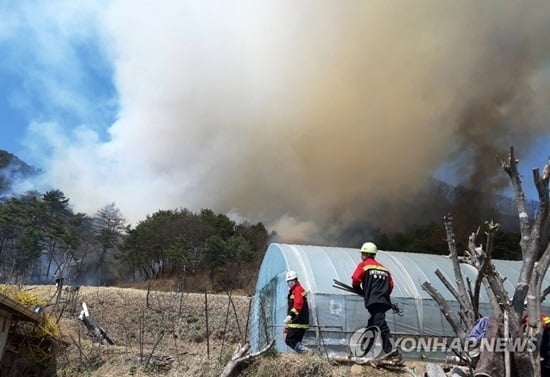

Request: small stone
left=350, top=364, right=363, bottom=375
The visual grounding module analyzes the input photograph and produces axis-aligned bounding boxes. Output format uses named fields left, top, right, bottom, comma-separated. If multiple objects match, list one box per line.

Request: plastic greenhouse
left=249, top=243, right=550, bottom=360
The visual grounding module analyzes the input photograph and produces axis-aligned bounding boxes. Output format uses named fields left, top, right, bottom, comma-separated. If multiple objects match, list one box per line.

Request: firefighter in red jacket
left=541, top=313, right=550, bottom=377
left=284, top=270, right=310, bottom=353
left=352, top=242, right=400, bottom=360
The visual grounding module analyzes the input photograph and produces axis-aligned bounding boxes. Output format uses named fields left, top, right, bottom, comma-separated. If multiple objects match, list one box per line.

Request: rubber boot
left=295, top=342, right=310, bottom=353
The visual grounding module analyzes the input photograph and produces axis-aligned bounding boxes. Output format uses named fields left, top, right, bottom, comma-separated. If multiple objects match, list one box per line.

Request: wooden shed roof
left=0, top=293, right=41, bottom=323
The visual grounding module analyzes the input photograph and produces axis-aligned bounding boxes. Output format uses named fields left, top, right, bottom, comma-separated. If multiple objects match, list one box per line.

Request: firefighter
left=541, top=313, right=550, bottom=377
left=527, top=313, right=550, bottom=377
left=351, top=242, right=401, bottom=361
left=284, top=270, right=310, bottom=353
left=523, top=310, right=550, bottom=377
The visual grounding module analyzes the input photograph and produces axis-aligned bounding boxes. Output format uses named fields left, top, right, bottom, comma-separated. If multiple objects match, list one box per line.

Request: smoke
left=17, top=1, right=550, bottom=243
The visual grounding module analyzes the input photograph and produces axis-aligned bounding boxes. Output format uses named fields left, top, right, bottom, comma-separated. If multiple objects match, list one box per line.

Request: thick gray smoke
left=20, top=1, right=550, bottom=243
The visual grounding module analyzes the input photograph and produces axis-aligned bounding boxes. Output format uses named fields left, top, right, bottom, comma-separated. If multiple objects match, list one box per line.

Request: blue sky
left=1, top=1, right=550, bottom=241
left=0, top=2, right=117, bottom=159
left=0, top=50, right=116, bottom=158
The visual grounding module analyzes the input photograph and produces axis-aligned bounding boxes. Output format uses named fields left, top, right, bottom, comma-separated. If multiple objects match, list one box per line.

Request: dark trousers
left=367, top=304, right=392, bottom=354
left=285, top=328, right=306, bottom=350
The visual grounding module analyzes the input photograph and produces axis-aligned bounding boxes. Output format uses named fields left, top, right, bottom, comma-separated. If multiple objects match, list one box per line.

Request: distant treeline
left=0, top=149, right=527, bottom=291
left=0, top=189, right=270, bottom=291
left=0, top=187, right=525, bottom=293
left=376, top=221, right=522, bottom=260
left=329, top=178, right=525, bottom=260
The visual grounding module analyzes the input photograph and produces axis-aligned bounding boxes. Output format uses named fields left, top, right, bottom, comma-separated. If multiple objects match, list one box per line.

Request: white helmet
left=286, top=270, right=298, bottom=281
left=360, top=242, right=378, bottom=254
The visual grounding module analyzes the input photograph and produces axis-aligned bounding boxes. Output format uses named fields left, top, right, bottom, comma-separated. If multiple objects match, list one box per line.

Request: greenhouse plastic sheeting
left=249, top=243, right=550, bottom=357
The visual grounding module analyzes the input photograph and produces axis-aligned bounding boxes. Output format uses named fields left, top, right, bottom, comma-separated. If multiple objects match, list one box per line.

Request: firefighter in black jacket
left=351, top=242, right=401, bottom=361
left=284, top=270, right=310, bottom=353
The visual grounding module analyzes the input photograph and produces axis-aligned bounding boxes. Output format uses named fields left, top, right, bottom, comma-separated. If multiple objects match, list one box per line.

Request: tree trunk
left=425, top=147, right=550, bottom=377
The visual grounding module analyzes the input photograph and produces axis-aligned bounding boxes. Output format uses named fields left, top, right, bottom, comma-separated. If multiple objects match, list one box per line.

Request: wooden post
left=244, top=297, right=253, bottom=343
left=504, top=311, right=510, bottom=377
left=204, top=289, right=210, bottom=358
left=220, top=291, right=232, bottom=357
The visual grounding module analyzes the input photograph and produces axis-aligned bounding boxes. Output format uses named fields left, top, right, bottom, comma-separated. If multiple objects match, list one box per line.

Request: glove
left=391, top=303, right=404, bottom=316
left=353, top=286, right=363, bottom=296
left=284, top=315, right=292, bottom=324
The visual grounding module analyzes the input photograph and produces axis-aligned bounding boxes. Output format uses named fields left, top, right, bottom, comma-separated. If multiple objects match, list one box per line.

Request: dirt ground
left=23, top=285, right=430, bottom=377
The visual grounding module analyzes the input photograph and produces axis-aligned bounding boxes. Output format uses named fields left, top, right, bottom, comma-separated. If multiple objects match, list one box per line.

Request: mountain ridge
left=0, top=149, right=41, bottom=195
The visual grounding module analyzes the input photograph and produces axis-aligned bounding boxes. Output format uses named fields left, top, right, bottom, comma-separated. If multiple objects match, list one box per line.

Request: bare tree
left=422, top=147, right=550, bottom=377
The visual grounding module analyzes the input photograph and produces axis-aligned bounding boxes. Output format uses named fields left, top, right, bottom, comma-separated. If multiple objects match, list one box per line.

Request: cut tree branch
left=219, top=339, right=276, bottom=377
left=472, top=221, right=499, bottom=315
left=435, top=269, right=475, bottom=328
left=497, top=146, right=530, bottom=251
left=497, top=148, right=536, bottom=315
left=443, top=215, right=475, bottom=325
left=421, top=281, right=466, bottom=338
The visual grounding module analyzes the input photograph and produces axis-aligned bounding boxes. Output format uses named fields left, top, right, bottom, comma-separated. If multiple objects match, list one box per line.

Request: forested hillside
left=0, top=149, right=528, bottom=291
left=0, top=190, right=270, bottom=291
left=0, top=149, right=271, bottom=291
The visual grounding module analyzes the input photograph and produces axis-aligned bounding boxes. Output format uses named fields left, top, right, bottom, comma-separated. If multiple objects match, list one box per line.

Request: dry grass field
left=19, top=284, right=425, bottom=377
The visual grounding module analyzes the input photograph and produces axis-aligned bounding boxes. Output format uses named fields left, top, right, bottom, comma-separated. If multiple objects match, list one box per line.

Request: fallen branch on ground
left=219, top=338, right=276, bottom=377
